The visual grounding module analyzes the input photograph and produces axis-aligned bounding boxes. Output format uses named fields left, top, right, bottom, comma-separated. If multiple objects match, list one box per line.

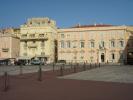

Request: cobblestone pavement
left=60, top=65, right=133, bottom=83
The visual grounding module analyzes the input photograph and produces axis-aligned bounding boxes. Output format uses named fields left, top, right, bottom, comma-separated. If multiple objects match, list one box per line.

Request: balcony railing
left=28, top=43, right=37, bottom=48
left=20, top=35, right=48, bottom=41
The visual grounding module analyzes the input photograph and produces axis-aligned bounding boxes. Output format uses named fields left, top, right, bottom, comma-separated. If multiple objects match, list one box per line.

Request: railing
left=20, top=35, right=48, bottom=41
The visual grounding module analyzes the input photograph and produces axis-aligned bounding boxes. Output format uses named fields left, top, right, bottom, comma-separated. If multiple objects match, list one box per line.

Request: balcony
left=20, top=35, right=48, bottom=41
left=28, top=43, right=37, bottom=48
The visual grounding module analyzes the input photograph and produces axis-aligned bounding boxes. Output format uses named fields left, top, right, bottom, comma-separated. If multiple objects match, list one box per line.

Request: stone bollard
left=4, top=72, right=9, bottom=92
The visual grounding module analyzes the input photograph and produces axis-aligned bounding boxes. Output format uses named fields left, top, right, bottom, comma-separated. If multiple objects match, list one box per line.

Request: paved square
left=60, top=65, right=133, bottom=83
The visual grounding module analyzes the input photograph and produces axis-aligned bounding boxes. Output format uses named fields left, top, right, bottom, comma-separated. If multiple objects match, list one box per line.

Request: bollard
left=99, top=63, right=100, bottom=67
left=77, top=63, right=79, bottom=70
left=90, top=63, right=92, bottom=69
left=20, top=65, right=23, bottom=75
left=71, top=62, right=72, bottom=69
left=4, top=72, right=9, bottom=92
left=83, top=62, right=86, bottom=71
left=95, top=63, right=97, bottom=68
left=38, top=64, right=42, bottom=81
left=74, top=64, right=76, bottom=73
left=69, top=62, right=72, bottom=73
left=60, top=65, right=64, bottom=76
left=53, top=63, right=55, bottom=72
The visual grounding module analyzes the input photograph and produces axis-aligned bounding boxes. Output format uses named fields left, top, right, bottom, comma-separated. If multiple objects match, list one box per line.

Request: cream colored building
left=20, top=18, right=57, bottom=63
left=0, top=33, right=20, bottom=59
left=58, top=25, right=133, bottom=64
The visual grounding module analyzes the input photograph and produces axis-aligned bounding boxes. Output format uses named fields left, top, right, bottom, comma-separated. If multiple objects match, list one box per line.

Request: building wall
left=0, top=33, right=20, bottom=59
left=58, top=26, right=128, bottom=63
left=20, top=18, right=57, bottom=63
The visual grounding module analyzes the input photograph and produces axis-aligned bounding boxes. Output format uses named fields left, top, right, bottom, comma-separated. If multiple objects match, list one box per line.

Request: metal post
left=38, top=64, right=42, bottom=81
left=90, top=63, right=92, bottom=69
left=20, top=65, right=23, bottom=75
left=99, top=63, right=100, bottom=67
left=4, top=72, right=9, bottom=92
left=74, top=64, right=76, bottom=73
left=60, top=65, right=63, bottom=76
left=95, top=63, right=97, bottom=68
left=53, top=63, right=55, bottom=72
left=83, top=62, right=86, bottom=71
left=71, top=62, right=72, bottom=69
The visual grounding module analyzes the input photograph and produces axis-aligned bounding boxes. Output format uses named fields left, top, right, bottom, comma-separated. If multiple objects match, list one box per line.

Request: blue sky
left=0, top=0, right=133, bottom=28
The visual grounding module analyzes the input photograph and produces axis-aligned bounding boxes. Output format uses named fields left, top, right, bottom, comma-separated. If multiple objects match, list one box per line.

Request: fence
left=0, top=62, right=118, bottom=92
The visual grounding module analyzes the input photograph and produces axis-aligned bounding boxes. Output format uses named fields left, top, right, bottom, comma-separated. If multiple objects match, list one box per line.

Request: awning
left=17, top=56, right=31, bottom=60
left=35, top=55, right=49, bottom=58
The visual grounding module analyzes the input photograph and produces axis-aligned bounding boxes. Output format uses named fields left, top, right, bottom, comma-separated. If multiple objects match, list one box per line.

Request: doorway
left=101, top=53, right=104, bottom=62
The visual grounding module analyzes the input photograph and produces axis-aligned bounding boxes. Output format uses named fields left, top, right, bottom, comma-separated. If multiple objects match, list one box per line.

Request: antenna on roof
left=77, top=23, right=80, bottom=27
left=94, top=22, right=97, bottom=26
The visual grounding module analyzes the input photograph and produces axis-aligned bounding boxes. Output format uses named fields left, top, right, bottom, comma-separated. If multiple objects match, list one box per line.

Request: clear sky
left=0, top=0, right=133, bottom=28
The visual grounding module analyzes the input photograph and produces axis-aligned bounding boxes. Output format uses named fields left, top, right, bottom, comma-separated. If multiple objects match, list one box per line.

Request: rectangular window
left=91, top=41, right=95, bottom=48
left=61, top=34, right=65, bottom=38
left=66, top=41, right=71, bottom=48
left=80, top=41, right=84, bottom=48
left=24, top=42, right=27, bottom=48
left=41, top=41, right=45, bottom=47
left=39, top=34, right=44, bottom=37
left=112, top=53, right=115, bottom=60
left=61, top=41, right=65, bottom=48
left=73, top=41, right=77, bottom=48
left=23, top=53, right=27, bottom=56
left=101, top=41, right=105, bottom=47
left=21, top=34, right=27, bottom=38
left=29, top=34, right=35, bottom=38
left=111, top=41, right=115, bottom=47
left=119, top=41, right=124, bottom=47
left=41, top=52, right=45, bottom=56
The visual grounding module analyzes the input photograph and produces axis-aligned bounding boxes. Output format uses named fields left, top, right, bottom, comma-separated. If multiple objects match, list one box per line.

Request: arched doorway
left=101, top=53, right=105, bottom=62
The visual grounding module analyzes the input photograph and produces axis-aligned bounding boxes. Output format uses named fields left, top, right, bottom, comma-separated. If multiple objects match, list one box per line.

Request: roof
left=71, top=24, right=113, bottom=28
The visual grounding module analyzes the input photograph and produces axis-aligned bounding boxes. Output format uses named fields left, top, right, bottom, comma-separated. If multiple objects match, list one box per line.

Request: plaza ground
left=0, top=64, right=133, bottom=100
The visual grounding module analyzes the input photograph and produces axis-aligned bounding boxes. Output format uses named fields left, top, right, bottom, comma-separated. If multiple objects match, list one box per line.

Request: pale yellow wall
left=20, top=18, right=57, bottom=63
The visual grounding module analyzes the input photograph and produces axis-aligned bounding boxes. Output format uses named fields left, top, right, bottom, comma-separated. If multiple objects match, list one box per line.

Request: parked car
left=14, top=60, right=27, bottom=65
left=31, top=59, right=44, bottom=65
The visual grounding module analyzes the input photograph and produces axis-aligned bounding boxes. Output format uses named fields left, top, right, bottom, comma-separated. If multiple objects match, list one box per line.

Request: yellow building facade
left=17, top=17, right=133, bottom=64
left=58, top=25, right=133, bottom=64
left=20, top=18, right=57, bottom=63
